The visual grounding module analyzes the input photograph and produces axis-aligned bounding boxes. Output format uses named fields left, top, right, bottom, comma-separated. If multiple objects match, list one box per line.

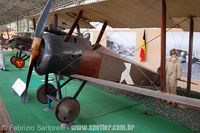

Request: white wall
left=88, top=28, right=200, bottom=92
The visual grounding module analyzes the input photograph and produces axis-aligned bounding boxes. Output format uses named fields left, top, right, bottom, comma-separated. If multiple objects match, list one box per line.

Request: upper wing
left=71, top=74, right=200, bottom=109
left=28, top=0, right=200, bottom=31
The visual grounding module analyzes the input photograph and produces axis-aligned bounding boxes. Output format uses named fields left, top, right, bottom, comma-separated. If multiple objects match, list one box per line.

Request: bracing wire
left=127, top=18, right=189, bottom=89
left=132, top=17, right=189, bottom=55
left=77, top=16, right=189, bottom=90
left=65, top=0, right=189, bottom=89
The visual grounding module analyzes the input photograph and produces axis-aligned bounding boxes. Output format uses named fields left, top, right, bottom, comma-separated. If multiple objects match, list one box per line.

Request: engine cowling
left=35, top=33, right=83, bottom=76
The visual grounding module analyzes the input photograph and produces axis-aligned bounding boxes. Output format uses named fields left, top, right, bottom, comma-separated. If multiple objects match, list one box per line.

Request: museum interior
left=0, top=0, right=200, bottom=133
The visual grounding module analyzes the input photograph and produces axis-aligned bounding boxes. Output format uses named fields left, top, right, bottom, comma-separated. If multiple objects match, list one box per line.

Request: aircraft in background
left=22, top=0, right=200, bottom=124
left=8, top=33, right=33, bottom=69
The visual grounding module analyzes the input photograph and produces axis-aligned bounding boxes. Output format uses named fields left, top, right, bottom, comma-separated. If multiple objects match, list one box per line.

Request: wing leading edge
left=71, top=74, right=200, bottom=109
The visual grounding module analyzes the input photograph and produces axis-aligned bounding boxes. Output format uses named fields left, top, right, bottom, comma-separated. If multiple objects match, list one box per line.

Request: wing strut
left=160, top=0, right=166, bottom=91
left=53, top=14, right=58, bottom=30
left=32, top=18, right=36, bottom=31
left=186, top=16, right=194, bottom=96
left=64, top=10, right=83, bottom=42
left=93, top=21, right=107, bottom=50
left=6, top=28, right=10, bottom=39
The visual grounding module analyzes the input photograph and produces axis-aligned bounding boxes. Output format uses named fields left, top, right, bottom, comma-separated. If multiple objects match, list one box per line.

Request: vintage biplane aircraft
left=0, top=31, right=33, bottom=69
left=22, top=0, right=200, bottom=124
left=8, top=34, right=33, bottom=69
left=9, top=31, right=65, bottom=69
left=0, top=29, right=11, bottom=46
left=0, top=36, right=9, bottom=47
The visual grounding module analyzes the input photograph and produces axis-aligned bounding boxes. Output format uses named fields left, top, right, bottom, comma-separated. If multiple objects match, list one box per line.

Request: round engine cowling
left=35, top=33, right=82, bottom=76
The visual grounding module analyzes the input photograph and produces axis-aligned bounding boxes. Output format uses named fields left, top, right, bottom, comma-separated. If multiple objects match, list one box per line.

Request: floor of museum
left=0, top=51, right=193, bottom=133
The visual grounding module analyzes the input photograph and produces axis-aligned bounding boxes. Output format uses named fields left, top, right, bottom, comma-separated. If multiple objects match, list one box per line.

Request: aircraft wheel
left=10, top=56, right=16, bottom=65
left=14, top=58, right=25, bottom=69
left=36, top=84, right=57, bottom=104
left=55, top=97, right=80, bottom=123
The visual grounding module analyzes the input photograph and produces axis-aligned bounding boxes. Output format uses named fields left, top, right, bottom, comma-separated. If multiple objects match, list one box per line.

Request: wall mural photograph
left=167, top=32, right=200, bottom=80
left=106, top=31, right=136, bottom=60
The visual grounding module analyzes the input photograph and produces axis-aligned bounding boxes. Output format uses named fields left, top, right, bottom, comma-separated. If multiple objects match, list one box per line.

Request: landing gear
left=42, top=77, right=87, bottom=124
left=10, top=56, right=16, bottom=65
left=36, top=84, right=57, bottom=104
left=55, top=97, right=80, bottom=123
left=10, top=56, right=25, bottom=69
left=14, top=58, right=25, bottom=69
left=10, top=51, right=30, bottom=69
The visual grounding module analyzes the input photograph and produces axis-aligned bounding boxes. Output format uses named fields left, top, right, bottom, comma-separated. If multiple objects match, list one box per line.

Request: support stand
left=46, top=80, right=87, bottom=124
left=20, top=93, right=28, bottom=104
left=43, top=98, right=52, bottom=112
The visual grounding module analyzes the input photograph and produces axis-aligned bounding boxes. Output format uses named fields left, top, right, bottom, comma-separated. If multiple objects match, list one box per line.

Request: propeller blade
left=23, top=0, right=52, bottom=102
left=23, top=65, right=34, bottom=102
left=35, top=0, right=52, bottom=38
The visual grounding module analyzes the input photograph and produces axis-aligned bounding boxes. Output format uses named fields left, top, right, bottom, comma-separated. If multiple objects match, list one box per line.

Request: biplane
left=22, top=0, right=200, bottom=124
left=8, top=34, right=33, bottom=69
left=0, top=31, right=33, bottom=69
left=0, top=30, right=11, bottom=47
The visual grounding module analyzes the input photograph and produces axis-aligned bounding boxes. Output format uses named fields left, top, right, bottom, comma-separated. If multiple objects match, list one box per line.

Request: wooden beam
left=186, top=16, right=194, bottom=97
left=64, top=10, right=83, bottom=42
left=160, top=0, right=166, bottom=91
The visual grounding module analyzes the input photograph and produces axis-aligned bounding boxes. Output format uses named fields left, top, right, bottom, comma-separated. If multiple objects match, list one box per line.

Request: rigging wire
left=63, top=0, right=189, bottom=89
left=119, top=17, right=189, bottom=89
left=75, top=17, right=189, bottom=90
left=79, top=0, right=159, bottom=41
left=177, top=32, right=186, bottom=50
left=132, top=17, right=189, bottom=55
left=134, top=64, right=160, bottom=90
left=133, top=18, right=189, bottom=87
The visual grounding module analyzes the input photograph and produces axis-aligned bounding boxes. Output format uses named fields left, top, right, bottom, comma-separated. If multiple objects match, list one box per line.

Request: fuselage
left=34, top=32, right=160, bottom=86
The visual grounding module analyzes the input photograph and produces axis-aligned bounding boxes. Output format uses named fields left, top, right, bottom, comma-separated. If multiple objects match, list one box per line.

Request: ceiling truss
left=0, top=0, right=87, bottom=25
